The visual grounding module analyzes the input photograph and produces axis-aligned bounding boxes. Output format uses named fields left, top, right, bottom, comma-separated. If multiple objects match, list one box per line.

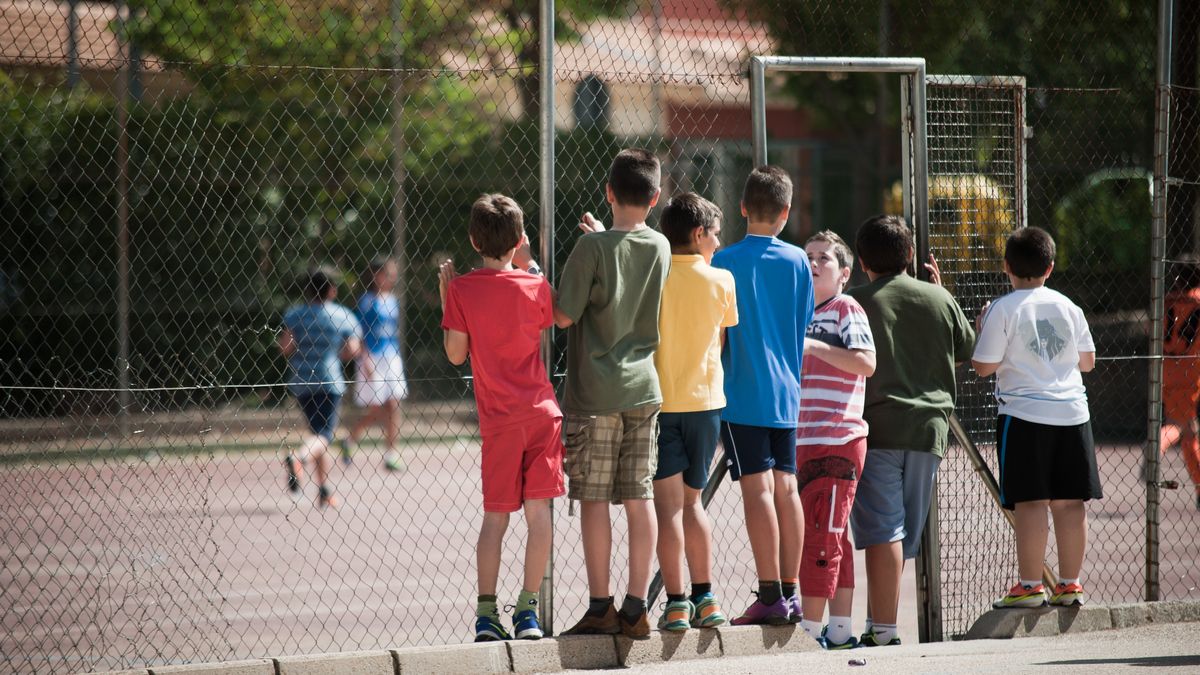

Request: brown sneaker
left=562, top=603, right=620, bottom=635
left=618, top=609, right=651, bottom=640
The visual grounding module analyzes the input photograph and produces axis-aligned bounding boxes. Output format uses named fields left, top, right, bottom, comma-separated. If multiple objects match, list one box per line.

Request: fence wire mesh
left=1, top=0, right=1197, bottom=672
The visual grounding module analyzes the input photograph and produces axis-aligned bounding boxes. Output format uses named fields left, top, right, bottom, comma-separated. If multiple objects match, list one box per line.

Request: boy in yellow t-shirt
left=653, top=193, right=738, bottom=631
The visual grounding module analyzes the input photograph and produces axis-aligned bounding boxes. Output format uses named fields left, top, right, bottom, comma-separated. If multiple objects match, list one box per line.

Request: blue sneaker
left=819, top=625, right=860, bottom=650
left=474, top=614, right=511, bottom=642
left=513, top=608, right=544, bottom=640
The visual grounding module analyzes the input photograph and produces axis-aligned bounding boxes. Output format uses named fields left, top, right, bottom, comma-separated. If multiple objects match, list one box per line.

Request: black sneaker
left=284, top=455, right=302, bottom=499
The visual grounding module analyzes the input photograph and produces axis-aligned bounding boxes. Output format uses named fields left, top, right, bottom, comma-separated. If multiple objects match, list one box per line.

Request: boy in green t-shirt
left=554, top=148, right=672, bottom=639
left=844, top=215, right=975, bottom=647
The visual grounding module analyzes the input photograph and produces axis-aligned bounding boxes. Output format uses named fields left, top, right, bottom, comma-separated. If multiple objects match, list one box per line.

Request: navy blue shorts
left=296, top=391, right=341, bottom=440
left=720, top=421, right=797, bottom=480
left=655, top=410, right=722, bottom=489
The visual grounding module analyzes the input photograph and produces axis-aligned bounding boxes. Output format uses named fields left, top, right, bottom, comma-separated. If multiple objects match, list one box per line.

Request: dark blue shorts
left=720, top=421, right=797, bottom=480
left=296, top=391, right=341, bottom=440
left=655, top=410, right=722, bottom=489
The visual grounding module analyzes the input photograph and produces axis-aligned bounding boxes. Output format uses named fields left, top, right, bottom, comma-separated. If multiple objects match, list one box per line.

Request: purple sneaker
left=731, top=597, right=791, bottom=626
left=788, top=595, right=802, bottom=624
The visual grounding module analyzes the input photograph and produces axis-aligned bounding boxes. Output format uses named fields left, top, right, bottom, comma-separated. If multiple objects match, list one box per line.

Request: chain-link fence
left=2, top=1, right=1197, bottom=672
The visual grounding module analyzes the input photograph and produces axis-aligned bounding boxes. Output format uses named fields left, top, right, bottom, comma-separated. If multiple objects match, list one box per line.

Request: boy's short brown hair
left=741, top=165, right=793, bottom=223
left=469, top=193, right=524, bottom=260
left=805, top=230, right=854, bottom=269
left=855, top=214, right=914, bottom=276
left=1004, top=226, right=1056, bottom=279
left=661, top=192, right=720, bottom=248
left=300, top=265, right=339, bottom=302
left=608, top=148, right=661, bottom=207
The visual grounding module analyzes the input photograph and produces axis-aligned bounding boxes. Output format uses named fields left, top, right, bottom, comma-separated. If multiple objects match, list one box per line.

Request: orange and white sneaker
left=992, top=582, right=1048, bottom=609
left=1049, top=582, right=1085, bottom=607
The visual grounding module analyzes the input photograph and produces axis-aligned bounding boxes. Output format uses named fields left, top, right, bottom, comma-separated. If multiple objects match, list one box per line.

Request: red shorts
left=796, top=437, right=867, bottom=599
left=481, top=414, right=566, bottom=513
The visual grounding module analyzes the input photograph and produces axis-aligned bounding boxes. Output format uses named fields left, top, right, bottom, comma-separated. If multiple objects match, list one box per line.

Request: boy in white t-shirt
left=971, top=227, right=1102, bottom=609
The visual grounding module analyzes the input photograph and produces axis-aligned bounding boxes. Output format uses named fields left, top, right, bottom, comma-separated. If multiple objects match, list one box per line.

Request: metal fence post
left=390, top=0, right=409, bottom=359
left=538, top=0, right=556, bottom=636
left=1146, top=0, right=1174, bottom=603
left=115, top=0, right=132, bottom=436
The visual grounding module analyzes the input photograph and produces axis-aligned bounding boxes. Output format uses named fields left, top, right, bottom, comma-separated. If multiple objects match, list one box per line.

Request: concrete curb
left=95, top=601, right=1200, bottom=675
left=964, top=599, right=1200, bottom=640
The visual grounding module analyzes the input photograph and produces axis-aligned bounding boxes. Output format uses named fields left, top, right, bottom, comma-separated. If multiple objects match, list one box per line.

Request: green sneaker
left=337, top=438, right=355, bottom=466
left=475, top=614, right=511, bottom=642
left=689, top=592, right=727, bottom=628
left=657, top=599, right=694, bottom=632
left=859, top=630, right=901, bottom=647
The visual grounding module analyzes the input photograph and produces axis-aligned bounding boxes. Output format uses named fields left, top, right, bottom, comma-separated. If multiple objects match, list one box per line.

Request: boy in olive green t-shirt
left=554, top=149, right=671, bottom=639
left=844, top=215, right=975, bottom=647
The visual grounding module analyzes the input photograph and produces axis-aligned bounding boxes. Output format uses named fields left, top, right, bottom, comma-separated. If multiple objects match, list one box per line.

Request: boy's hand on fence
left=438, top=259, right=457, bottom=309
left=513, top=237, right=536, bottom=271
left=975, top=300, right=992, bottom=333
left=578, top=212, right=606, bottom=234
left=924, top=253, right=943, bottom=287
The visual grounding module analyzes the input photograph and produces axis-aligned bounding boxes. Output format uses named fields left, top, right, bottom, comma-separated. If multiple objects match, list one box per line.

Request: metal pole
left=115, top=0, right=131, bottom=437
left=538, top=0, right=556, bottom=636
left=911, top=64, right=930, bottom=278
left=390, top=0, right=409, bottom=359
left=66, top=0, right=80, bottom=89
left=750, top=57, right=768, bottom=166
left=1146, top=0, right=1174, bottom=603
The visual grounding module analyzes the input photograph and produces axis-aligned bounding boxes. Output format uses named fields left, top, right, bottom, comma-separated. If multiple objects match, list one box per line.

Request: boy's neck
left=745, top=219, right=781, bottom=237
left=814, top=289, right=839, bottom=304
left=480, top=255, right=515, bottom=271
left=610, top=206, right=651, bottom=231
left=670, top=245, right=702, bottom=256
left=865, top=268, right=908, bottom=282
left=1011, top=277, right=1046, bottom=290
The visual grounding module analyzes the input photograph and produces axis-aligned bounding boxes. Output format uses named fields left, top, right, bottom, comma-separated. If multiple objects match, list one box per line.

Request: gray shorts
left=849, top=448, right=942, bottom=559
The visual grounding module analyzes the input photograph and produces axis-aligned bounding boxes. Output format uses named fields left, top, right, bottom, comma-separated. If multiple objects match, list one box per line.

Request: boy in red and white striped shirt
left=795, top=231, right=876, bottom=649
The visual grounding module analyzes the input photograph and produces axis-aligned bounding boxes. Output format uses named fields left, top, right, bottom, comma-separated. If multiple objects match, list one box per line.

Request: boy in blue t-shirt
left=712, top=166, right=815, bottom=625
left=279, top=266, right=363, bottom=508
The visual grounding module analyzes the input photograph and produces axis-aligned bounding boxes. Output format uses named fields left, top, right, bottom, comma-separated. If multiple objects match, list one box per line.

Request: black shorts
left=721, top=422, right=797, bottom=480
left=995, top=415, right=1103, bottom=510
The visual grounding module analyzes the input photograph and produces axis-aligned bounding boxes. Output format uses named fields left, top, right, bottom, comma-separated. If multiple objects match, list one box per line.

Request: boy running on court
left=796, top=231, right=875, bottom=648
left=972, top=226, right=1101, bottom=609
left=438, top=194, right=565, bottom=642
left=652, top=193, right=738, bottom=631
left=279, top=266, right=363, bottom=509
left=845, top=215, right=975, bottom=647
left=713, top=165, right=814, bottom=625
left=341, top=256, right=409, bottom=470
left=555, top=148, right=671, bottom=639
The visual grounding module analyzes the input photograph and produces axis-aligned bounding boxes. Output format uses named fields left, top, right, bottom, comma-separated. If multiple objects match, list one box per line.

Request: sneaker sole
left=993, top=598, right=1048, bottom=609
left=691, top=617, right=726, bottom=628
left=515, top=629, right=543, bottom=640
left=1050, top=595, right=1084, bottom=607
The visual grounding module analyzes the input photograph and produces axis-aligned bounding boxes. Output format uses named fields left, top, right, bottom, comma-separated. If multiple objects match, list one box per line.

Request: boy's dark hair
left=855, top=214, right=914, bottom=276
left=469, top=193, right=524, bottom=260
left=301, top=265, right=339, bottom=302
left=661, top=192, right=721, bottom=248
left=366, top=255, right=393, bottom=292
left=741, top=165, right=793, bottom=223
left=1004, top=226, right=1056, bottom=279
left=608, top=148, right=661, bottom=207
left=805, top=230, right=854, bottom=269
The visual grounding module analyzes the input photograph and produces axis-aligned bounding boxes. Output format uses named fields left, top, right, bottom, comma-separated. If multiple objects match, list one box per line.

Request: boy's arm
left=439, top=260, right=470, bottom=365
left=278, top=328, right=297, bottom=359
left=971, top=300, right=1000, bottom=377
left=804, top=340, right=876, bottom=376
left=1078, top=351, right=1096, bottom=373
left=971, top=359, right=1000, bottom=377
left=553, top=237, right=595, bottom=329
left=339, top=335, right=363, bottom=362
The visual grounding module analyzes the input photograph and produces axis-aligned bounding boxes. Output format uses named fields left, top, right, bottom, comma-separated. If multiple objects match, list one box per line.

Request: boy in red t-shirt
left=438, top=194, right=566, bottom=642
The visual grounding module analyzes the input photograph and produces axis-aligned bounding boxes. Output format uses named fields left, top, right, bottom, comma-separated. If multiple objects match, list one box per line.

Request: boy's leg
left=522, top=499, right=553, bottom=594
left=1013, top=500, right=1051, bottom=581
left=477, top=512, right=511, bottom=596
left=615, top=404, right=661, bottom=615
left=1048, top=499, right=1086, bottom=580
left=773, top=468, right=803, bottom=597
left=863, top=542, right=903, bottom=625
left=624, top=498, right=658, bottom=601
left=681, top=486, right=713, bottom=588
left=849, top=448, right=906, bottom=639
left=581, top=501, right=614, bottom=596
left=738, top=471, right=780, bottom=581
left=653, top=474, right=686, bottom=596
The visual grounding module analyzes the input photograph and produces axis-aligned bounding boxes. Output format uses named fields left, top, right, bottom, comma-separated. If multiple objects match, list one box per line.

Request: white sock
left=870, top=622, right=898, bottom=644
left=826, top=615, right=852, bottom=645
left=1019, top=579, right=1042, bottom=589
left=1059, top=577, right=1079, bottom=587
left=800, top=619, right=822, bottom=640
